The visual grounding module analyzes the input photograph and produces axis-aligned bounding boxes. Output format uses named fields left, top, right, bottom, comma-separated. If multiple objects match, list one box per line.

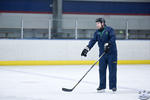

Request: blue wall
left=63, top=1, right=150, bottom=15
left=0, top=0, right=52, bottom=13
left=0, top=0, right=150, bottom=15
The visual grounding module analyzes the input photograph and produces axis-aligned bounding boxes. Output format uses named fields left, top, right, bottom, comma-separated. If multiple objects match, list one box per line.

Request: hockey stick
left=62, top=52, right=105, bottom=92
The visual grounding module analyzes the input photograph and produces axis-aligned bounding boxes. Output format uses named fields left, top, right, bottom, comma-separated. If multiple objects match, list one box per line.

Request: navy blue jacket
left=87, top=26, right=117, bottom=56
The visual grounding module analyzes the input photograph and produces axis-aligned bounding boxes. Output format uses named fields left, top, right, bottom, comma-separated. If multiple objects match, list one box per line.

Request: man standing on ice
left=81, top=18, right=117, bottom=92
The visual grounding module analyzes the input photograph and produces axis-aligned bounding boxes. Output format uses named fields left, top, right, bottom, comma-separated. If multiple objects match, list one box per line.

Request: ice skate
left=97, top=88, right=105, bottom=93
left=111, top=88, right=117, bottom=93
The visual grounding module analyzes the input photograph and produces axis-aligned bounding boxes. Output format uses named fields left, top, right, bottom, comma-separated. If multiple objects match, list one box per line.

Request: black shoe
left=112, top=88, right=117, bottom=92
left=97, top=87, right=105, bottom=93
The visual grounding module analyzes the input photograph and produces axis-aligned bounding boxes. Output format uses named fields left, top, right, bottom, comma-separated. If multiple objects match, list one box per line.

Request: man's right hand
left=81, top=47, right=89, bottom=57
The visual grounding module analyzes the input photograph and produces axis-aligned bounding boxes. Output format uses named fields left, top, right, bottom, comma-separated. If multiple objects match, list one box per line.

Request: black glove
left=104, top=43, right=110, bottom=53
left=81, top=47, right=89, bottom=57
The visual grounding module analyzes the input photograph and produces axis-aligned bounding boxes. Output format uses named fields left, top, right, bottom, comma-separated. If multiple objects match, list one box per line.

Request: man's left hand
left=104, top=43, right=110, bottom=53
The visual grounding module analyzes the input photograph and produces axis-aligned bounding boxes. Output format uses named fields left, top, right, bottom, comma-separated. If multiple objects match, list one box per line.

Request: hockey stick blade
left=62, top=88, right=73, bottom=92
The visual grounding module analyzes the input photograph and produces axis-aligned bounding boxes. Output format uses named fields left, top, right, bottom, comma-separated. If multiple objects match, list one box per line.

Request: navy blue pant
left=98, top=53, right=117, bottom=89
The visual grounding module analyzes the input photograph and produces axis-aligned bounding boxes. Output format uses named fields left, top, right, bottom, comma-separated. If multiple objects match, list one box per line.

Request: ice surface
left=0, top=65, right=150, bottom=100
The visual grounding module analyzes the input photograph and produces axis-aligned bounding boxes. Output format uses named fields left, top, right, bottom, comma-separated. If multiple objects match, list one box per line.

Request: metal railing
left=0, top=16, right=150, bottom=39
